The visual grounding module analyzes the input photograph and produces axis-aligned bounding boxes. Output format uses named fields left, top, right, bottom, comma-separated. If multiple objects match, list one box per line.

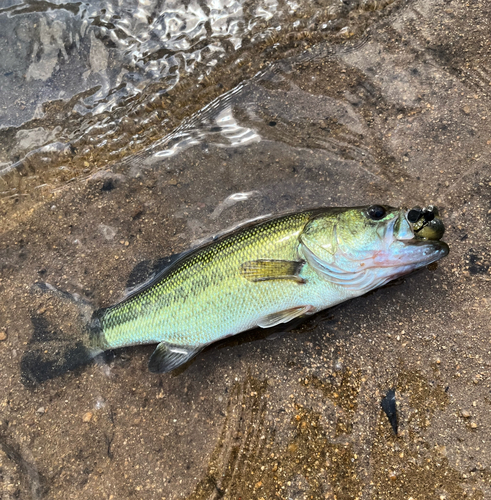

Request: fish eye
left=366, top=205, right=387, bottom=220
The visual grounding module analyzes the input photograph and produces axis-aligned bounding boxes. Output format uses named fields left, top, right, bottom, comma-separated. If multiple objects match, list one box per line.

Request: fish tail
left=20, top=282, right=104, bottom=387
left=86, top=307, right=108, bottom=356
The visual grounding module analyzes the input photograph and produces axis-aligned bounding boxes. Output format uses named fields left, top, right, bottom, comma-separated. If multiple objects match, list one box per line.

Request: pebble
left=36, top=407, right=45, bottom=414
left=461, top=410, right=471, bottom=418
left=0, top=331, right=6, bottom=341
left=83, top=412, right=93, bottom=423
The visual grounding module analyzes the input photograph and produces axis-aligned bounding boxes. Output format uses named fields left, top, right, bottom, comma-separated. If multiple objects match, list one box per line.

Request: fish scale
left=90, top=205, right=448, bottom=372
left=98, top=211, right=313, bottom=348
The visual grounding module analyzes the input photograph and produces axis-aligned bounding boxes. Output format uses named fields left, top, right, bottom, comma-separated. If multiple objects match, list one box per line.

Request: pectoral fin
left=257, top=305, right=314, bottom=328
left=240, top=259, right=305, bottom=283
left=148, top=342, right=203, bottom=373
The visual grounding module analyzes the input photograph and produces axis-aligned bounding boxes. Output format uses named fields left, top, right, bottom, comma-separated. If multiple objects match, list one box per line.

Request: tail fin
left=20, top=283, right=101, bottom=387
left=21, top=254, right=182, bottom=386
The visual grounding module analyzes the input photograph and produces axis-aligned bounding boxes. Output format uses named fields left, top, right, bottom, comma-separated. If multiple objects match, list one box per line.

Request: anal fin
left=240, top=259, right=305, bottom=283
left=148, top=342, right=203, bottom=373
left=257, top=305, right=314, bottom=328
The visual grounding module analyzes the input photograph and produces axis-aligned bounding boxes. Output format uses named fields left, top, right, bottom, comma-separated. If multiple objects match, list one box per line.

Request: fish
left=87, top=204, right=449, bottom=373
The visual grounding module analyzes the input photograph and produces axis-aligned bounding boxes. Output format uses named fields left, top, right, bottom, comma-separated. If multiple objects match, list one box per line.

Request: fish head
left=300, top=205, right=449, bottom=288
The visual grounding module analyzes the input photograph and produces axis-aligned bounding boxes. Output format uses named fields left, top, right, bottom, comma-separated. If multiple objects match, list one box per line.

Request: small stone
left=470, top=422, right=478, bottom=429
left=461, top=410, right=471, bottom=418
left=36, top=407, right=45, bottom=414
left=83, top=412, right=93, bottom=423
left=287, top=443, right=298, bottom=453
left=462, top=106, right=471, bottom=114
left=435, top=445, right=447, bottom=457
left=0, top=331, right=6, bottom=341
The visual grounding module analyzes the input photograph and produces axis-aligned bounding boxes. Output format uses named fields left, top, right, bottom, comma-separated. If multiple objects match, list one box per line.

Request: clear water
left=1, top=0, right=491, bottom=498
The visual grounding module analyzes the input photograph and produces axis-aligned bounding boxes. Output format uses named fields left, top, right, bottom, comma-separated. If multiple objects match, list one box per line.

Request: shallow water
left=1, top=0, right=491, bottom=498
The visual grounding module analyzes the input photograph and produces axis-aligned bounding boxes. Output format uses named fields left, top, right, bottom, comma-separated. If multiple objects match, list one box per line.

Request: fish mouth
left=397, top=238, right=449, bottom=265
left=384, top=209, right=449, bottom=269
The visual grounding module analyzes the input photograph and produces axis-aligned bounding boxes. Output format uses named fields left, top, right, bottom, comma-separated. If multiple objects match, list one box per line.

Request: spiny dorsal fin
left=240, top=259, right=305, bottom=283
left=257, top=305, right=314, bottom=328
left=148, top=342, right=203, bottom=373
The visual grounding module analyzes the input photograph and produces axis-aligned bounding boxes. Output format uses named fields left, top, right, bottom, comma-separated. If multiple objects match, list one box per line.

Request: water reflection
left=0, top=0, right=395, bottom=200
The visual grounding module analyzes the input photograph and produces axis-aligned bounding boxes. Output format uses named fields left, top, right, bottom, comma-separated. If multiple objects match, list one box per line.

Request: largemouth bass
left=89, top=205, right=449, bottom=373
